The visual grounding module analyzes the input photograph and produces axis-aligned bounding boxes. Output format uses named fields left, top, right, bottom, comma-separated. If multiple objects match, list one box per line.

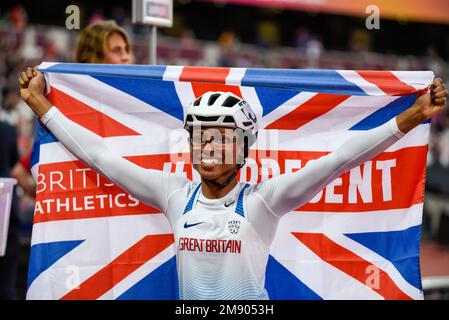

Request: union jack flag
left=27, top=62, right=433, bottom=300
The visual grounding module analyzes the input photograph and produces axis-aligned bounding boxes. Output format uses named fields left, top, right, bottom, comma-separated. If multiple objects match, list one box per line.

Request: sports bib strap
left=234, top=183, right=250, bottom=217
left=183, top=183, right=202, bottom=214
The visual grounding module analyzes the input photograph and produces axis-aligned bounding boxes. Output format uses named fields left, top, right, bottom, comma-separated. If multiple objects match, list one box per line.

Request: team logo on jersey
left=226, top=219, right=241, bottom=235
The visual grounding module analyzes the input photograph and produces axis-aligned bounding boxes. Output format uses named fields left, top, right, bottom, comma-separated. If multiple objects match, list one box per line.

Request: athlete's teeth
left=201, top=158, right=218, bottom=164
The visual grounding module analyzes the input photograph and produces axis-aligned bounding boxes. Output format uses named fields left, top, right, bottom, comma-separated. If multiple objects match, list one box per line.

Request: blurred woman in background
left=75, top=19, right=133, bottom=64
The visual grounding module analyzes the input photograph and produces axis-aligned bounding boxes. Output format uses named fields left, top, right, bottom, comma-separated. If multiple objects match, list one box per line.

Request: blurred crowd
left=0, top=3, right=448, bottom=299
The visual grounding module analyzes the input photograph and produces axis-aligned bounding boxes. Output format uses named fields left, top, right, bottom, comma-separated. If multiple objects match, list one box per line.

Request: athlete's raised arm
left=19, top=67, right=189, bottom=212
left=254, top=78, right=448, bottom=217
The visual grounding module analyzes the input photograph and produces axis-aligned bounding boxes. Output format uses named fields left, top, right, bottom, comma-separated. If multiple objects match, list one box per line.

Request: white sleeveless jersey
left=42, top=107, right=405, bottom=300
left=173, top=183, right=269, bottom=300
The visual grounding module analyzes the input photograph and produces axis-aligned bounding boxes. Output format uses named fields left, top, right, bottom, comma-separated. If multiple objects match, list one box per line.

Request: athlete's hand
left=396, top=78, right=447, bottom=134
left=413, top=78, right=447, bottom=120
left=19, top=66, right=46, bottom=103
left=18, top=66, right=52, bottom=118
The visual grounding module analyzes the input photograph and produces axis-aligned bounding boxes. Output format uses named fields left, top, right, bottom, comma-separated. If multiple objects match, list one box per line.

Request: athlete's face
left=189, top=126, right=245, bottom=181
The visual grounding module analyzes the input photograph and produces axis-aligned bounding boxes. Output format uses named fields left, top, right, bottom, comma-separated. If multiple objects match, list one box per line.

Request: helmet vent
left=223, top=116, right=235, bottom=123
left=186, top=115, right=194, bottom=122
left=208, top=94, right=221, bottom=106
left=222, top=96, right=240, bottom=107
left=193, top=97, right=201, bottom=106
left=196, top=115, right=220, bottom=122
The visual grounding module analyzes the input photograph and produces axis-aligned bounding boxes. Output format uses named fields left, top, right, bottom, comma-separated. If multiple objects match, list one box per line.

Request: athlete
left=19, top=67, right=447, bottom=299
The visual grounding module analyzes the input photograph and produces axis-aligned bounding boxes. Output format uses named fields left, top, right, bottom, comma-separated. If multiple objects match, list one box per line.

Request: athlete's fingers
left=26, top=67, right=34, bottom=79
left=18, top=77, right=25, bottom=88
left=20, top=71, right=29, bottom=84
left=431, top=89, right=448, bottom=99
left=433, top=78, right=443, bottom=86
left=433, top=97, right=446, bottom=106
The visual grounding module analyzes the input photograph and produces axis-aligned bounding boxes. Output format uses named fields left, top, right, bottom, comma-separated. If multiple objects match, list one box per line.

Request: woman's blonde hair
left=75, top=20, right=131, bottom=63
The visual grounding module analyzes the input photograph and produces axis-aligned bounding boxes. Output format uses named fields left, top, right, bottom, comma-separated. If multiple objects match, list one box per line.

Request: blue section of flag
left=93, top=76, right=185, bottom=121
left=27, top=240, right=84, bottom=288
left=39, top=63, right=167, bottom=80
left=349, top=94, right=429, bottom=130
left=30, top=140, right=39, bottom=170
left=265, top=255, right=322, bottom=300
left=242, top=68, right=367, bottom=95
left=345, top=225, right=422, bottom=290
left=255, top=87, right=300, bottom=116
left=31, top=120, right=59, bottom=168
left=117, top=256, right=179, bottom=300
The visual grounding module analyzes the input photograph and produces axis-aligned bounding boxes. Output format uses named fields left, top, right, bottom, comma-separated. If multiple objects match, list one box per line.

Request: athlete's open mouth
left=201, top=158, right=220, bottom=165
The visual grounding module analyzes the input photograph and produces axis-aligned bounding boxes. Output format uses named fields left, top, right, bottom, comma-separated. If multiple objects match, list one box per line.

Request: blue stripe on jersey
left=39, top=63, right=167, bottom=80
left=242, top=68, right=367, bottom=96
left=183, top=184, right=202, bottom=214
left=235, top=184, right=250, bottom=217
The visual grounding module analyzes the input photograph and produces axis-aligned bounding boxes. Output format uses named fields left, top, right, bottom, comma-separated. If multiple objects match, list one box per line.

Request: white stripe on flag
left=240, top=85, right=264, bottom=126
left=226, top=68, right=246, bottom=86
left=274, top=203, right=423, bottom=235
left=173, top=80, right=196, bottom=110
left=38, top=62, right=59, bottom=71
left=30, top=213, right=171, bottom=246
left=163, top=65, right=183, bottom=82
left=392, top=71, right=434, bottom=91
left=337, top=70, right=386, bottom=95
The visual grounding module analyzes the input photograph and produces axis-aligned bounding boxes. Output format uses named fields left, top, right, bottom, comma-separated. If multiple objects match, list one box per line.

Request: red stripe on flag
left=61, top=234, right=174, bottom=300
left=33, top=153, right=194, bottom=224
left=190, top=82, right=242, bottom=98
left=179, top=66, right=230, bottom=84
left=292, top=232, right=413, bottom=300
left=265, top=93, right=349, bottom=130
left=243, top=146, right=427, bottom=212
left=356, top=71, right=417, bottom=95
left=47, top=86, right=140, bottom=137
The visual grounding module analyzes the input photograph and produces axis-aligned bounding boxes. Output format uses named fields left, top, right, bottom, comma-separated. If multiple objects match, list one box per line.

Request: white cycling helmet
left=184, top=91, right=258, bottom=147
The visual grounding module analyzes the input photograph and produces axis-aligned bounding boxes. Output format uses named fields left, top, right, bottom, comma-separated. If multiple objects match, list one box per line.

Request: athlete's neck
left=201, top=177, right=238, bottom=199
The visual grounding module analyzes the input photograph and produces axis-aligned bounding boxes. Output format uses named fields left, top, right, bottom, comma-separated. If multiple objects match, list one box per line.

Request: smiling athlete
left=19, top=67, right=447, bottom=299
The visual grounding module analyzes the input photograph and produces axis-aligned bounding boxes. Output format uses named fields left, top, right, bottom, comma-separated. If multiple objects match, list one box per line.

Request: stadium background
left=0, top=0, right=448, bottom=300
